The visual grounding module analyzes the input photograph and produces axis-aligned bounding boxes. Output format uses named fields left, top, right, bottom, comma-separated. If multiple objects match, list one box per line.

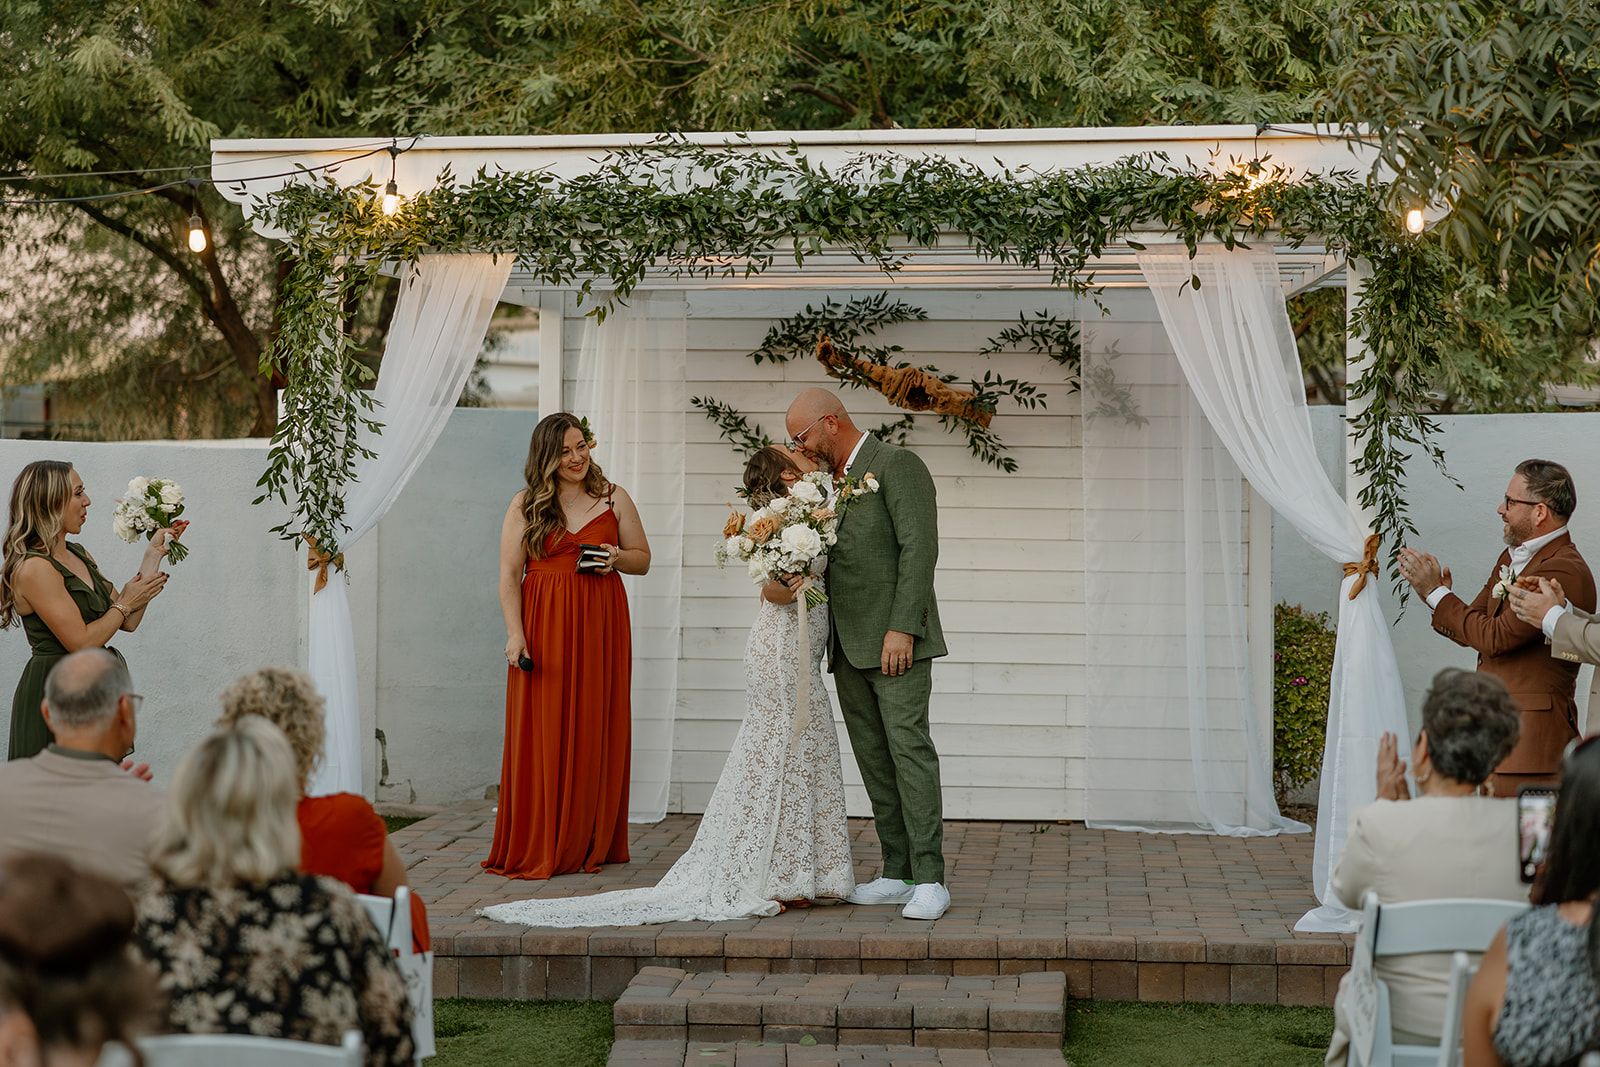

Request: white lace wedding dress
left=482, top=574, right=854, bottom=927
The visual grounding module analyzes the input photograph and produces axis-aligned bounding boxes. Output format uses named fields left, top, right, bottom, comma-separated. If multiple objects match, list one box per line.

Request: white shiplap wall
left=549, top=286, right=1254, bottom=822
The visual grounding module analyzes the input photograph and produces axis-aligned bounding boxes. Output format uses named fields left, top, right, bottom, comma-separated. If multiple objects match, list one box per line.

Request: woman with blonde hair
left=484, top=412, right=651, bottom=880
left=132, top=717, right=413, bottom=1067
left=1, top=461, right=177, bottom=760
left=217, top=665, right=428, bottom=952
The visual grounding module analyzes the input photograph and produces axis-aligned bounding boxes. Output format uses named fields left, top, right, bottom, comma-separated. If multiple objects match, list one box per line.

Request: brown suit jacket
left=0, top=747, right=166, bottom=886
left=1432, top=532, right=1597, bottom=775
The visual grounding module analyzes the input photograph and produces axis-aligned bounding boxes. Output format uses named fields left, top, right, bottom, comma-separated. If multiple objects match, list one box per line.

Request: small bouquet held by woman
left=716, top=470, right=877, bottom=606
left=112, top=476, right=189, bottom=563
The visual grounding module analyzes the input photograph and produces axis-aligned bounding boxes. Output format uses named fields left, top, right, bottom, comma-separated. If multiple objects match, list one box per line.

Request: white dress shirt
left=840, top=433, right=871, bottom=478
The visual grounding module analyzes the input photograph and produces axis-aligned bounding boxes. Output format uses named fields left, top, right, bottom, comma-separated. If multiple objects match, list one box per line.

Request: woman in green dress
left=0, top=461, right=175, bottom=759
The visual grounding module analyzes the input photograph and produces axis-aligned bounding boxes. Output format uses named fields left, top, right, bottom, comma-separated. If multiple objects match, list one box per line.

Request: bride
left=482, top=444, right=853, bottom=927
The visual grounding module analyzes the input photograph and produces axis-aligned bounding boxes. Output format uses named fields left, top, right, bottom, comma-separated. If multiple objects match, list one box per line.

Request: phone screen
left=1518, top=787, right=1558, bottom=883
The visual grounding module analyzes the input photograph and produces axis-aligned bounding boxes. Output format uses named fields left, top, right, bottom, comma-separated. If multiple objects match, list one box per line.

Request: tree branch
left=788, top=82, right=859, bottom=118
left=65, top=198, right=211, bottom=306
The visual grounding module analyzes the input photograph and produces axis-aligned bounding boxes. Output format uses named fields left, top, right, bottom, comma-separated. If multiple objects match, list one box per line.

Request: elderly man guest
left=785, top=387, right=950, bottom=921
left=0, top=648, right=164, bottom=885
left=1398, top=459, right=1596, bottom=791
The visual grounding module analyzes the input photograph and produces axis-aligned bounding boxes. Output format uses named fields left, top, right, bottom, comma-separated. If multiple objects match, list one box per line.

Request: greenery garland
left=258, top=139, right=1454, bottom=595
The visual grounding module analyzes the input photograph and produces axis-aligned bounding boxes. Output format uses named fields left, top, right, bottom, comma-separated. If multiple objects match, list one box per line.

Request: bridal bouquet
left=111, top=476, right=189, bottom=563
left=715, top=470, right=879, bottom=608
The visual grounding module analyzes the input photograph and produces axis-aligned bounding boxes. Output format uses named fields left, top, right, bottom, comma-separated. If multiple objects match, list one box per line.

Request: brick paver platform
left=394, top=802, right=1350, bottom=1008
left=609, top=1040, right=1065, bottom=1066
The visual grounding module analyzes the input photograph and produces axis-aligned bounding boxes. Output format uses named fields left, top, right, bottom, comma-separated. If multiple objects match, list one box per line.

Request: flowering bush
left=1274, top=601, right=1336, bottom=804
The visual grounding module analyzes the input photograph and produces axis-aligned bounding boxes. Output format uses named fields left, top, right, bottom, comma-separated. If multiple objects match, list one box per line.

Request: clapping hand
left=1376, top=731, right=1411, bottom=801
left=1510, top=576, right=1566, bottom=628
left=1398, top=547, right=1449, bottom=600
left=120, top=757, right=153, bottom=782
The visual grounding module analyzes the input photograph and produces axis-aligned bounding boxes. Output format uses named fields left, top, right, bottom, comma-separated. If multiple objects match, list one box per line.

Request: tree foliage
left=363, top=0, right=1346, bottom=134
left=1326, top=0, right=1600, bottom=392
left=0, top=0, right=416, bottom=437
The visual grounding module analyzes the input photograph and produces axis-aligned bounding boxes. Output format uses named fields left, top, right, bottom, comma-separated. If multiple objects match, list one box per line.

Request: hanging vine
left=258, top=139, right=1456, bottom=595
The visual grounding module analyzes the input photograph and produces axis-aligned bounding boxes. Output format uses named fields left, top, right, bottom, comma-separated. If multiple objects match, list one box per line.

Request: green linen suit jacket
left=827, top=435, right=947, bottom=672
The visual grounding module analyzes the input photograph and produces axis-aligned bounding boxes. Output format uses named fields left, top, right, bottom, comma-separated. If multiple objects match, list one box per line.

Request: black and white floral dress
left=133, top=872, right=414, bottom=1067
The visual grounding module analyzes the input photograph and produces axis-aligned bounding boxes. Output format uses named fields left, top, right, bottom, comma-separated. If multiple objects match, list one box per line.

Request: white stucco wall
left=1272, top=408, right=1600, bottom=737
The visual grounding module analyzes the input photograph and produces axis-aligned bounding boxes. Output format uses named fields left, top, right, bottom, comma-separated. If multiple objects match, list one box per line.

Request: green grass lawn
left=383, top=815, right=426, bottom=834
left=1063, top=1001, right=1335, bottom=1066
left=430, top=999, right=613, bottom=1067
left=424, top=998, right=1332, bottom=1066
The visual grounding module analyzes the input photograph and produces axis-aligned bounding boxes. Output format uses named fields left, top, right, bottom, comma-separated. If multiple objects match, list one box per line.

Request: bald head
left=785, top=388, right=861, bottom=472
left=43, top=648, right=130, bottom=729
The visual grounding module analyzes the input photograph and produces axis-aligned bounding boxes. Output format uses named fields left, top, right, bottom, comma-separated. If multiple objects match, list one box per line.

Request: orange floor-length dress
left=483, top=508, right=632, bottom=879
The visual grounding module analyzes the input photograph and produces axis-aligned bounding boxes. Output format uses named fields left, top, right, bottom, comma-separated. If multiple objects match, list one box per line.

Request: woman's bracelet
left=110, top=602, right=130, bottom=619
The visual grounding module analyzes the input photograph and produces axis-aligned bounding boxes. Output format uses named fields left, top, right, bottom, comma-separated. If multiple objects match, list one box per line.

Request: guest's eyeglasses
left=789, top=415, right=829, bottom=451
left=1504, top=495, right=1542, bottom=509
left=124, top=693, right=143, bottom=714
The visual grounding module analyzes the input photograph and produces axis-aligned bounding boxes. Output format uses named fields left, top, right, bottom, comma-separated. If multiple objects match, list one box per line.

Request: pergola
left=212, top=125, right=1409, bottom=930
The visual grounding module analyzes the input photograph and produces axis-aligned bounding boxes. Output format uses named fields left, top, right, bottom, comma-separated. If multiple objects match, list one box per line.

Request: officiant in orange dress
left=484, top=413, right=651, bottom=880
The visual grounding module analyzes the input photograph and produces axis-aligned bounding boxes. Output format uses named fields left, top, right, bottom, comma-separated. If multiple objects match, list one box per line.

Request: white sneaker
left=901, top=882, right=950, bottom=920
left=848, top=876, right=915, bottom=905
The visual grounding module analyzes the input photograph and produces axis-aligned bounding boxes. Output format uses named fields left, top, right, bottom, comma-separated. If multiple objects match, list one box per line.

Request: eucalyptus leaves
left=258, top=138, right=1454, bottom=595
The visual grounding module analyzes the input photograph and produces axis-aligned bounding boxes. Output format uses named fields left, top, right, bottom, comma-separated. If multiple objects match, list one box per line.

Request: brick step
left=611, top=967, right=1067, bottom=1053
left=608, top=1040, right=1066, bottom=1065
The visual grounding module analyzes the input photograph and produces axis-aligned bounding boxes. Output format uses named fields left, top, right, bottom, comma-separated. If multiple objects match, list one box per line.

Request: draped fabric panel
left=309, top=253, right=514, bottom=795
left=571, top=293, right=687, bottom=823
left=1136, top=247, right=1408, bottom=930
left=1081, top=298, right=1295, bottom=837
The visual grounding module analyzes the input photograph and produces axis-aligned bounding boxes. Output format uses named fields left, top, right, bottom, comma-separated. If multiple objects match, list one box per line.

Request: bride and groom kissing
left=484, top=387, right=950, bottom=928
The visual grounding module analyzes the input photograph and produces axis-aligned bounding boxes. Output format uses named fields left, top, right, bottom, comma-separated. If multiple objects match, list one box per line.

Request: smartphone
left=1517, top=785, right=1558, bottom=883
left=576, top=543, right=609, bottom=572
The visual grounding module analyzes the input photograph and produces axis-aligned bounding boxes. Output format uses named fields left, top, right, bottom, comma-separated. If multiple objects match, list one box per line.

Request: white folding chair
left=1433, top=952, right=1476, bottom=1067
left=1350, top=890, right=1528, bottom=1067
left=98, top=1029, right=362, bottom=1067
left=359, top=886, right=436, bottom=1061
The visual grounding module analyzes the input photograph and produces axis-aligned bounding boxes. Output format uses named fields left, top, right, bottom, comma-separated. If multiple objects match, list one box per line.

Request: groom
left=786, top=388, right=950, bottom=920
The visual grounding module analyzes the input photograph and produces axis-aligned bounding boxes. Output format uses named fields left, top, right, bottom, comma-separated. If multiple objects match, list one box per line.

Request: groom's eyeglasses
left=1504, top=495, right=1542, bottom=509
left=789, top=415, right=829, bottom=451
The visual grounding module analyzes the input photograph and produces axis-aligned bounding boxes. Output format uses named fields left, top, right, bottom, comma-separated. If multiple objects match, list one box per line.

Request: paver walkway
left=394, top=802, right=1351, bottom=1006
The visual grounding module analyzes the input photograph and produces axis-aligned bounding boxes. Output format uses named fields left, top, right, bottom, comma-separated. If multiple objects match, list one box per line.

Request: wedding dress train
left=482, top=582, right=854, bottom=927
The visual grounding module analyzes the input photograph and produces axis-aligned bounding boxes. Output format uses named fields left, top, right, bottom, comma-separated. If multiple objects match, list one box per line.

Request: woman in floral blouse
left=132, top=715, right=414, bottom=1067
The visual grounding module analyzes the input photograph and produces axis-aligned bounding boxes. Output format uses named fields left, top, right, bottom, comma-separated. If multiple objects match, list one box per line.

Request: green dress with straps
left=8, top=543, right=124, bottom=760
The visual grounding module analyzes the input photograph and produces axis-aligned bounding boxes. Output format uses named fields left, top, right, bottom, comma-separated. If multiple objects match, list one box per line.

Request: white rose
left=127, top=477, right=150, bottom=498
left=111, top=513, right=136, bottom=544
left=864, top=475, right=879, bottom=492
left=747, top=556, right=769, bottom=581
left=780, top=524, right=822, bottom=558
left=826, top=530, right=837, bottom=545
left=790, top=480, right=823, bottom=505
left=159, top=483, right=183, bottom=508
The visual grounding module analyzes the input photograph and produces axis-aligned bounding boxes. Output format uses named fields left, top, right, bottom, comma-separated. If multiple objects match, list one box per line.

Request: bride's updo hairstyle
left=520, top=412, right=607, bottom=559
left=742, top=446, right=799, bottom=509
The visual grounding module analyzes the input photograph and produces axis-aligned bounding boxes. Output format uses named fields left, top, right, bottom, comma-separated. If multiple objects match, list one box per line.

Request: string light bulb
left=187, top=213, right=207, bottom=253
left=1404, top=208, right=1425, bottom=235
left=381, top=143, right=402, bottom=216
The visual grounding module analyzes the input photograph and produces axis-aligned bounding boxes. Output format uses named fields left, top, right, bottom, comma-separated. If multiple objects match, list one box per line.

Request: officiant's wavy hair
left=743, top=446, right=800, bottom=509
left=521, top=412, right=607, bottom=559
left=0, top=460, right=77, bottom=629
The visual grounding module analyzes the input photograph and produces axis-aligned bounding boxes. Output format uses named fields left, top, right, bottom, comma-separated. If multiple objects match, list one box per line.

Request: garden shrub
left=1274, top=602, right=1336, bottom=804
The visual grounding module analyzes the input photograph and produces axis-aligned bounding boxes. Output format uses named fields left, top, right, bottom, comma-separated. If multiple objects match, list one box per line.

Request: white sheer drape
left=570, top=293, right=686, bottom=823
left=308, top=253, right=513, bottom=795
left=1081, top=297, right=1295, bottom=836
left=1136, top=247, right=1408, bottom=930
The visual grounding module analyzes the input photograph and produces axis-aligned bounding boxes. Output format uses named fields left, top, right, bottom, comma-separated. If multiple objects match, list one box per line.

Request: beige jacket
left=0, top=747, right=166, bottom=886
left=1326, top=796, right=1527, bottom=1061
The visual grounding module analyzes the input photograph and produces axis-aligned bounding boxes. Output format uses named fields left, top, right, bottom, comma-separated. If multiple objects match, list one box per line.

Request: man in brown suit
left=0, top=648, right=164, bottom=885
left=1398, top=459, right=1596, bottom=792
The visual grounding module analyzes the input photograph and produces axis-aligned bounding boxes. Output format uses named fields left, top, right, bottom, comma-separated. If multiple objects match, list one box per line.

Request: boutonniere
left=1492, top=564, right=1517, bottom=600
left=832, top=471, right=880, bottom=519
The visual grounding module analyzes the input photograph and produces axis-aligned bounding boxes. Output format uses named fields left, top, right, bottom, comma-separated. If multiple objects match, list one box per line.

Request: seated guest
left=216, top=665, right=430, bottom=953
left=1325, top=668, right=1529, bottom=1067
left=0, top=649, right=163, bottom=885
left=133, top=716, right=414, bottom=1067
left=1463, top=736, right=1600, bottom=1067
left=0, top=852, right=159, bottom=1067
